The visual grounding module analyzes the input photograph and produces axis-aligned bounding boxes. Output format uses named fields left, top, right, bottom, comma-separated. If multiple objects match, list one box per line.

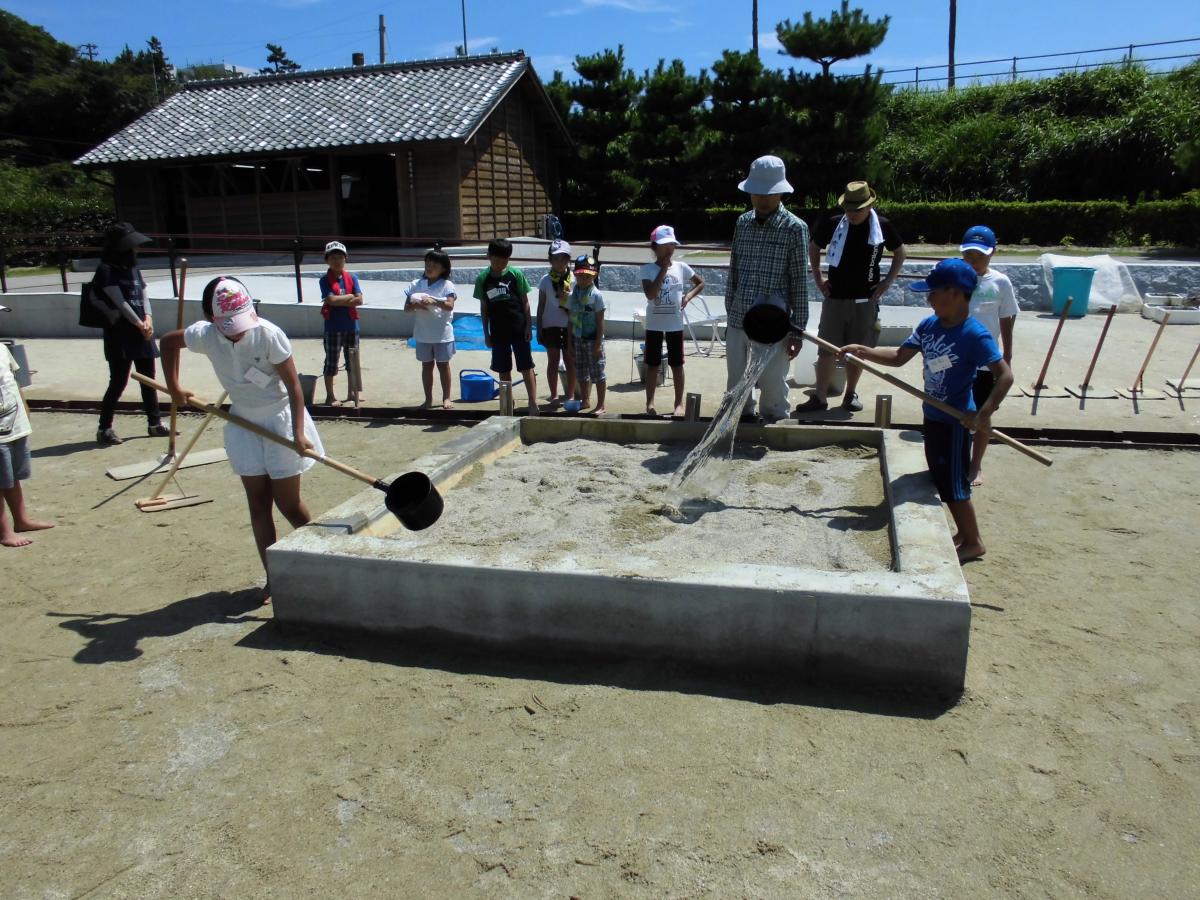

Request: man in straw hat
left=723, top=155, right=811, bottom=422
left=797, top=180, right=907, bottom=414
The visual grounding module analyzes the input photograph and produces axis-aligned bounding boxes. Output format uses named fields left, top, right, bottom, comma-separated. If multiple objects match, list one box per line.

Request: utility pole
left=378, top=14, right=386, bottom=65
left=752, top=0, right=759, bottom=55
left=78, top=42, right=98, bottom=61
left=461, top=0, right=468, bottom=57
left=947, top=0, right=957, bottom=89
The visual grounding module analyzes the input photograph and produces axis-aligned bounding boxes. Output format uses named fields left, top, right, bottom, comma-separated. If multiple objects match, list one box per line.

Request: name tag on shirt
left=244, top=366, right=273, bottom=388
left=927, top=354, right=952, bottom=374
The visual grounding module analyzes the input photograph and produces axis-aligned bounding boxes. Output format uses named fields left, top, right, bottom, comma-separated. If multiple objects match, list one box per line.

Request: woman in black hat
left=94, top=222, right=168, bottom=444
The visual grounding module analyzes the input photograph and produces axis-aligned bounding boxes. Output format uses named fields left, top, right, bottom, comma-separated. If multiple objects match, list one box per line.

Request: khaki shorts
left=816, top=297, right=879, bottom=355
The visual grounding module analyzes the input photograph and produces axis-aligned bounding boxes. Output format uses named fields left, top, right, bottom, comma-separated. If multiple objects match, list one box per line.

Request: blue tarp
left=407, top=314, right=546, bottom=352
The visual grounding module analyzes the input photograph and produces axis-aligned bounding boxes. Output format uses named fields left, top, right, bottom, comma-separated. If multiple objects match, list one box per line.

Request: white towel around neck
left=826, top=208, right=884, bottom=269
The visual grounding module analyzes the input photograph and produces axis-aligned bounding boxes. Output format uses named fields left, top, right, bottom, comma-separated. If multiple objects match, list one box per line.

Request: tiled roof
left=77, top=52, right=544, bottom=166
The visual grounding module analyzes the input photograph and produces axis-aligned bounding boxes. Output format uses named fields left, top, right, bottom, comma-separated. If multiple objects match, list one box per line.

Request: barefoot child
left=639, top=224, right=704, bottom=416
left=839, top=258, right=1012, bottom=563
left=960, top=225, right=1018, bottom=486
left=475, top=238, right=539, bottom=415
left=536, top=239, right=575, bottom=404
left=319, top=241, right=363, bottom=406
left=404, top=249, right=458, bottom=409
left=1, top=343, right=54, bottom=547
left=568, top=255, right=607, bottom=414
left=161, top=277, right=323, bottom=593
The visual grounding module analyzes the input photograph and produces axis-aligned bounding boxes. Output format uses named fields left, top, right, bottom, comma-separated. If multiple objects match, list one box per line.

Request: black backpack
left=78, top=280, right=114, bottom=328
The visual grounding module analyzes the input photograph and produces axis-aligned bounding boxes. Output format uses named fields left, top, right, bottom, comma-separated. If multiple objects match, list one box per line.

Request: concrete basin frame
left=268, top=419, right=970, bottom=690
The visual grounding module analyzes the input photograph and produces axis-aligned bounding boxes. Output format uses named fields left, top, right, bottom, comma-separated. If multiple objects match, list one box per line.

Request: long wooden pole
left=166, top=259, right=188, bottom=459
left=801, top=330, right=1053, bottom=468
left=1033, top=301, right=1072, bottom=390
left=132, top=374, right=383, bottom=489
left=1130, top=313, right=1171, bottom=393
left=1176, top=340, right=1200, bottom=391
left=1079, top=304, right=1117, bottom=392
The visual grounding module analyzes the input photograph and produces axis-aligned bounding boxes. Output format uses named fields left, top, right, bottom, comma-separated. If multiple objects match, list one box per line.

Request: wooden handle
left=132, top=374, right=382, bottom=488
left=801, top=331, right=1053, bottom=468
left=148, top=389, right=226, bottom=500
left=167, top=258, right=188, bottom=458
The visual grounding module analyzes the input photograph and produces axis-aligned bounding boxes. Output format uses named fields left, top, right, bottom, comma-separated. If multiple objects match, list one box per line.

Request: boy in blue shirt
left=319, top=240, right=363, bottom=407
left=839, top=258, right=1013, bottom=562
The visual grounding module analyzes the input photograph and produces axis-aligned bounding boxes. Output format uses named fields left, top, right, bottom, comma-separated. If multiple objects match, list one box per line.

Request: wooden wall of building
left=459, top=79, right=559, bottom=241
left=114, top=169, right=165, bottom=235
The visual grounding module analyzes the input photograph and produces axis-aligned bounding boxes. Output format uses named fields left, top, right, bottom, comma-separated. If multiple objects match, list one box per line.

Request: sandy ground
left=388, top=439, right=890, bottom=574
left=2, top=412, right=1199, bottom=898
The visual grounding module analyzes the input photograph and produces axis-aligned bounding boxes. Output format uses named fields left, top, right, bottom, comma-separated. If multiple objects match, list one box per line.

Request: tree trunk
left=948, top=0, right=957, bottom=89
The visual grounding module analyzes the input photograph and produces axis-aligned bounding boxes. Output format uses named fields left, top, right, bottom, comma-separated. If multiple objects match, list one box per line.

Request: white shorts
left=224, top=403, right=323, bottom=480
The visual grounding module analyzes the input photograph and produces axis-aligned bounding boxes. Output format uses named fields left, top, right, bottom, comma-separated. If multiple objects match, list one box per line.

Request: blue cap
left=960, top=224, right=997, bottom=255
left=910, top=258, right=979, bottom=295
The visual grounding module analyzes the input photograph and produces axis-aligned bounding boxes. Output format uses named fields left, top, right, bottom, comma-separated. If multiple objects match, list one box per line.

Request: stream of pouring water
left=664, top=340, right=777, bottom=514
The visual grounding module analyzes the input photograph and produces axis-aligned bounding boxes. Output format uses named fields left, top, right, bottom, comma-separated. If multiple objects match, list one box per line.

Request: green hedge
left=562, top=199, right=1200, bottom=247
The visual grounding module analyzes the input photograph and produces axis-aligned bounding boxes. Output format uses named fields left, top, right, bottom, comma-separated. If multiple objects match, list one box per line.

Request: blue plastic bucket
left=459, top=369, right=498, bottom=402
left=1051, top=267, right=1095, bottom=318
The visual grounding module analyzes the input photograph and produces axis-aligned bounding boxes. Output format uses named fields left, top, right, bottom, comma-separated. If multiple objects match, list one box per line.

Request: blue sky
left=7, top=0, right=1198, bottom=87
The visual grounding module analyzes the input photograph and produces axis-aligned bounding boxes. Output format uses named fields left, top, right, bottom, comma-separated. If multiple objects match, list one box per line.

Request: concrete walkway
left=8, top=304, right=1199, bottom=438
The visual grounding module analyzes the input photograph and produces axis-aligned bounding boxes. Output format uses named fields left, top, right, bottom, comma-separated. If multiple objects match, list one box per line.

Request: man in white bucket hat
left=723, top=155, right=811, bottom=422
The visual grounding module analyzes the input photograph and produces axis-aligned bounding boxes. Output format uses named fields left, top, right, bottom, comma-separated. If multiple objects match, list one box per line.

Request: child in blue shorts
left=474, top=238, right=538, bottom=415
left=839, top=258, right=1013, bottom=563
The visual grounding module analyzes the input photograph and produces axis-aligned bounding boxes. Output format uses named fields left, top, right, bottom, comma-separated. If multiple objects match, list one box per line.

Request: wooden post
left=292, top=239, right=304, bottom=304
left=168, top=237, right=178, bottom=298
left=1033, top=301, right=1072, bottom=390
left=874, top=394, right=892, bottom=428
left=1130, top=313, right=1171, bottom=393
left=56, top=242, right=68, bottom=291
left=1079, top=304, right=1117, bottom=392
left=167, top=259, right=188, bottom=459
left=0, top=244, right=7, bottom=294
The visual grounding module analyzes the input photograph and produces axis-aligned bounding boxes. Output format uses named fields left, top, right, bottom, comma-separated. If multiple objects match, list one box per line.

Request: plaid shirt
left=723, top=206, right=810, bottom=334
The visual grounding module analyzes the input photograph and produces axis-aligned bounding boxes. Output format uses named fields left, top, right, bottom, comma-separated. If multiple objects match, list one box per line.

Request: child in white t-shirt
left=404, top=249, right=458, bottom=409
left=1, top=343, right=54, bottom=547
left=960, top=225, right=1018, bottom=486
left=535, top=239, right=575, bottom=404
left=638, top=225, right=704, bottom=417
left=161, top=277, right=324, bottom=597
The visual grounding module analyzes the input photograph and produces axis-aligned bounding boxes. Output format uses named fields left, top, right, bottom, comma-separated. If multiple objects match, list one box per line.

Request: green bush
left=0, top=161, right=113, bottom=264
left=562, top=199, right=1200, bottom=247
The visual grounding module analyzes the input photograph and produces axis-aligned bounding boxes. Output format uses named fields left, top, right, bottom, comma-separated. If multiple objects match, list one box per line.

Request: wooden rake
left=135, top=391, right=229, bottom=512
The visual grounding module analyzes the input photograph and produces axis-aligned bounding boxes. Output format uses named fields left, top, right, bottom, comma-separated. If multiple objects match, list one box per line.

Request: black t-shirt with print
left=813, top=214, right=904, bottom=299
left=473, top=266, right=531, bottom=340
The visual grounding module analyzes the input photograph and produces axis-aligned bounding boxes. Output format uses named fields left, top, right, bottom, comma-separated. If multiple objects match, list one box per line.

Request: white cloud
left=551, top=0, right=668, bottom=17
left=649, top=16, right=691, bottom=33
left=757, top=31, right=782, bottom=52
left=530, top=54, right=574, bottom=76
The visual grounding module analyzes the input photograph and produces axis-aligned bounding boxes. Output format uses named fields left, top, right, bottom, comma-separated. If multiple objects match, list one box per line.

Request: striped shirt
left=723, top=206, right=811, bottom=333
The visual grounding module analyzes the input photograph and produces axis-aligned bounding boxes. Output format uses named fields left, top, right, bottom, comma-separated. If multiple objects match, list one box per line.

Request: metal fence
left=876, top=36, right=1200, bottom=91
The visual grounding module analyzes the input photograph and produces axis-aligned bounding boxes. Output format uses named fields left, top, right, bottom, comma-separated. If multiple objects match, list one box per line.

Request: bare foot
left=970, top=471, right=985, bottom=487
left=442, top=400, right=455, bottom=410
left=673, top=404, right=685, bottom=418
left=957, top=541, right=986, bottom=563
left=2, top=532, right=33, bottom=548
left=326, top=398, right=343, bottom=408
left=15, top=519, right=54, bottom=533
left=593, top=406, right=606, bottom=415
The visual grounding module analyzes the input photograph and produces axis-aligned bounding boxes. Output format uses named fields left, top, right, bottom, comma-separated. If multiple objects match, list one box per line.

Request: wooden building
left=75, top=52, right=571, bottom=248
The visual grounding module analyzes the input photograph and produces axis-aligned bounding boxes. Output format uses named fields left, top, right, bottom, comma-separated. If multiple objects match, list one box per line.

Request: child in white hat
left=639, top=224, right=704, bottom=417
left=160, top=277, right=324, bottom=599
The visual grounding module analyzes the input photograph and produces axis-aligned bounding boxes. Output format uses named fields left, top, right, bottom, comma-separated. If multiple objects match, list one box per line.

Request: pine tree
left=775, top=3, right=892, bottom=205
left=704, top=50, right=784, bottom=204
left=629, top=59, right=709, bottom=216
left=775, top=1, right=889, bottom=76
left=568, top=45, right=641, bottom=216
left=262, top=43, right=300, bottom=75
